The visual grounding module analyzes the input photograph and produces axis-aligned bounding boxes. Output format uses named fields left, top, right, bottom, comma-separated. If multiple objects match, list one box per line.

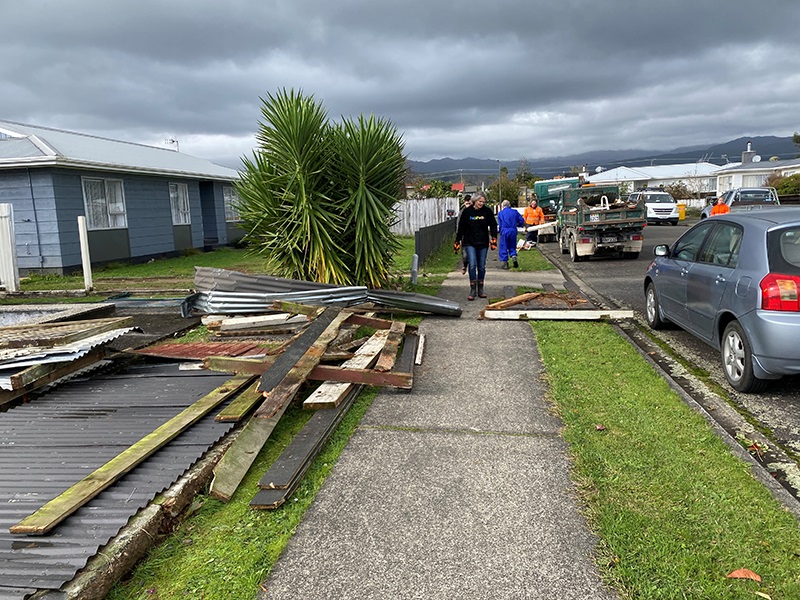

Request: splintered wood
left=480, top=290, right=633, bottom=321
left=202, top=304, right=420, bottom=505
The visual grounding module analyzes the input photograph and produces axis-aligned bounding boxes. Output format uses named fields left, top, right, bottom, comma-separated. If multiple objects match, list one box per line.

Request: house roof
left=0, top=120, right=239, bottom=181
left=714, top=157, right=800, bottom=174
left=587, top=162, right=723, bottom=183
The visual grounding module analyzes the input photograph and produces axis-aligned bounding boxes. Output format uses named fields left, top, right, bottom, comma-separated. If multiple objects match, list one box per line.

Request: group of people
left=454, top=194, right=546, bottom=301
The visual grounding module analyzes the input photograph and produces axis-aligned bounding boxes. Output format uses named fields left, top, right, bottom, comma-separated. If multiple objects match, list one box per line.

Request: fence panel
left=415, top=219, right=457, bottom=267
left=0, top=204, right=20, bottom=292
left=391, top=197, right=460, bottom=236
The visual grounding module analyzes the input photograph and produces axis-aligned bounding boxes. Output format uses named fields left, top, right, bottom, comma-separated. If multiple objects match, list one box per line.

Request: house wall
left=0, top=166, right=233, bottom=274
left=0, top=168, right=60, bottom=271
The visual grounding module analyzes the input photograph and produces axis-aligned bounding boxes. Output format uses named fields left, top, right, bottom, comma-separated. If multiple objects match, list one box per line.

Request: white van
left=629, top=189, right=679, bottom=226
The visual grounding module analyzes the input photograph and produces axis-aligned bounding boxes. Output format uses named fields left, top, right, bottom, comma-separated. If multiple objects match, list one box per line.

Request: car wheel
left=645, top=282, right=667, bottom=329
left=721, top=321, right=768, bottom=393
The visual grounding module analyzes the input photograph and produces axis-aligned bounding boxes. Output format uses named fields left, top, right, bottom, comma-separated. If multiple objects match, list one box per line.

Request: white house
left=586, top=162, right=721, bottom=196
left=715, top=142, right=800, bottom=193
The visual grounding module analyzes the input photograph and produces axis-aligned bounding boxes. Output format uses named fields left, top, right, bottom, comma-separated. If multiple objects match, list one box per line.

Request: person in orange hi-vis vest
left=523, top=197, right=545, bottom=244
left=710, top=197, right=731, bottom=216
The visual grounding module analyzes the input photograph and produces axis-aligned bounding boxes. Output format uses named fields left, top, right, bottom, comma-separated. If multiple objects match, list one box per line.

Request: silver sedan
left=644, top=208, right=800, bottom=392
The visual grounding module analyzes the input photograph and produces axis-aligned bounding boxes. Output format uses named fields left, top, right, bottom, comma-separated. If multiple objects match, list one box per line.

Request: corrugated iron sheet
left=0, top=364, right=235, bottom=597
left=0, top=329, right=134, bottom=390
left=186, top=267, right=462, bottom=317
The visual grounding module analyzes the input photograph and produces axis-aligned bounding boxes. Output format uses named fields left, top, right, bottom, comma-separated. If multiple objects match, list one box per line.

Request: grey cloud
left=1, top=0, right=799, bottom=165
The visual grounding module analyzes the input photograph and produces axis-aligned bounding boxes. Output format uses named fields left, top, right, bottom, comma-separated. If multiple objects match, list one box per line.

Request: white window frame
left=223, top=185, right=242, bottom=222
left=169, top=182, right=191, bottom=225
left=82, top=177, right=127, bottom=230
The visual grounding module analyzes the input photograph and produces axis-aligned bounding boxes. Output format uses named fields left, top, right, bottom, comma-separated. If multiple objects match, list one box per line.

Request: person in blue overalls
left=496, top=200, right=524, bottom=269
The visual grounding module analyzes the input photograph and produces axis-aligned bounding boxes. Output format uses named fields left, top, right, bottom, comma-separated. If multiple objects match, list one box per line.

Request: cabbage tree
left=235, top=89, right=407, bottom=287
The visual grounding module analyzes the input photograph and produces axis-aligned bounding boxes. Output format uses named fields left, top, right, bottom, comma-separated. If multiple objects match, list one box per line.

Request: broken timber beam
left=374, top=320, right=406, bottom=372
left=255, top=308, right=351, bottom=417
left=481, top=309, right=634, bottom=321
left=9, top=373, right=255, bottom=534
left=303, top=329, right=390, bottom=410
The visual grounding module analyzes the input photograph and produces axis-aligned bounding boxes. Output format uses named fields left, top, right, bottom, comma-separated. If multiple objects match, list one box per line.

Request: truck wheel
left=721, top=321, right=768, bottom=393
left=559, top=233, right=568, bottom=255
left=569, top=240, right=583, bottom=262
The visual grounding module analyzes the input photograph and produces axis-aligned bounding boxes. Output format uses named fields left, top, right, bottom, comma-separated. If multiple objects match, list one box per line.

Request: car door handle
left=681, top=268, right=689, bottom=276
left=715, top=274, right=726, bottom=284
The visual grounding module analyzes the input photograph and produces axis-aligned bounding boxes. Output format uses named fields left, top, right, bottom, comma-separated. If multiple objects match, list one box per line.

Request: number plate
left=601, top=236, right=617, bottom=243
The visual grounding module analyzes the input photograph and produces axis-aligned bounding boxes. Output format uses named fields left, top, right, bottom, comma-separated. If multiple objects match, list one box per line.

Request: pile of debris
left=0, top=316, right=135, bottom=409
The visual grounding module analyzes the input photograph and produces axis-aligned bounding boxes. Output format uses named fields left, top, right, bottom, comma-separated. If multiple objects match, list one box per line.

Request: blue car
left=644, top=208, right=800, bottom=392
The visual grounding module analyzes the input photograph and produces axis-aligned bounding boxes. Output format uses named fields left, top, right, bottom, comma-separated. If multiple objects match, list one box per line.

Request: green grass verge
left=106, top=387, right=381, bottom=599
left=531, top=320, right=800, bottom=599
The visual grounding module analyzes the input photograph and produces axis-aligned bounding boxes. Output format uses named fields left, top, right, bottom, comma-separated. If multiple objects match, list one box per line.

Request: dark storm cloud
left=2, top=0, right=799, bottom=167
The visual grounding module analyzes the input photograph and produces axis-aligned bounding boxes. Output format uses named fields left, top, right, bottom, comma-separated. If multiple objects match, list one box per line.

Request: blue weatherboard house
left=0, top=120, right=243, bottom=274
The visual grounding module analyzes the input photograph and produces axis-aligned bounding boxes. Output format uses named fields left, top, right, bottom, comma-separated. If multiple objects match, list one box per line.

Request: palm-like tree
left=236, top=89, right=406, bottom=287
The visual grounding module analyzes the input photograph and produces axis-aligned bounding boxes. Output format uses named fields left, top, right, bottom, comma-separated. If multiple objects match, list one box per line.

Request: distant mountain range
left=406, top=136, right=799, bottom=182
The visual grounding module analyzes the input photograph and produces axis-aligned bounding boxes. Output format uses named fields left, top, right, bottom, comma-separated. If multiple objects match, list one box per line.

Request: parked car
left=644, top=208, right=800, bottom=392
left=700, top=187, right=780, bottom=219
left=630, top=188, right=679, bottom=225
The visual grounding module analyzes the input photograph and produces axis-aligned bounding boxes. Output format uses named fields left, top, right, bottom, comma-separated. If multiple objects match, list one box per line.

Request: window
left=698, top=223, right=743, bottom=267
left=82, top=178, right=127, bottom=229
left=169, top=183, right=191, bottom=225
left=673, top=222, right=714, bottom=261
left=224, top=185, right=242, bottom=222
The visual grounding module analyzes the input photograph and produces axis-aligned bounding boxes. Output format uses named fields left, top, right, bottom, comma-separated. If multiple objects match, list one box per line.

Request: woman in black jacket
left=455, top=192, right=497, bottom=300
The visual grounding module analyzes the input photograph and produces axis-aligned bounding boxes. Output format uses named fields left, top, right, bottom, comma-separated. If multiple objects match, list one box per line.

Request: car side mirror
left=653, top=244, right=669, bottom=257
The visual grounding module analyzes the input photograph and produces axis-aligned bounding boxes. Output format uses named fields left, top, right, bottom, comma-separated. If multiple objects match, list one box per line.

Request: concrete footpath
left=258, top=257, right=618, bottom=600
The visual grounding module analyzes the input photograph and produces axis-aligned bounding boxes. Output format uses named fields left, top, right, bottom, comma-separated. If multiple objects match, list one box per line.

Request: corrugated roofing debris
left=0, top=364, right=236, bottom=598
left=183, top=267, right=462, bottom=317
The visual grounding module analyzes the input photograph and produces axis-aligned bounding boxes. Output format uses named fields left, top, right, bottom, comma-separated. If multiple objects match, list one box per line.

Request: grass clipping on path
left=532, top=320, right=800, bottom=600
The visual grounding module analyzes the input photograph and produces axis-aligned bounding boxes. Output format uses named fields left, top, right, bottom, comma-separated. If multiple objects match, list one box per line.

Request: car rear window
left=768, top=227, right=800, bottom=274
left=739, top=191, right=776, bottom=205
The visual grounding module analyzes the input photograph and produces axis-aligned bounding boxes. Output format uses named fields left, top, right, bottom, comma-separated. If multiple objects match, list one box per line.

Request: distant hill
left=406, top=136, right=798, bottom=181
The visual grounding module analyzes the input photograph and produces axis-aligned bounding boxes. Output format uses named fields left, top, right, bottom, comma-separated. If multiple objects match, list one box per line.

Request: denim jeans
left=464, top=245, right=488, bottom=281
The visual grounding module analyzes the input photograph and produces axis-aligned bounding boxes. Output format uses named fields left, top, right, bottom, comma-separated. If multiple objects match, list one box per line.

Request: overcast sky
left=2, top=1, right=799, bottom=169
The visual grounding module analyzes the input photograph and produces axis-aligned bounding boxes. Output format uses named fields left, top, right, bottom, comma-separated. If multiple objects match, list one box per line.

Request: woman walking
left=455, top=192, right=497, bottom=301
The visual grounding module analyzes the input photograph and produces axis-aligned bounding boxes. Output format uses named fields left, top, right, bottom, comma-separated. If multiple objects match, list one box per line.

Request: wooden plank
left=255, top=308, right=351, bottom=418
left=307, top=365, right=412, bottom=389
left=415, top=333, right=425, bottom=366
left=336, top=335, right=370, bottom=352
left=210, top=308, right=347, bottom=502
left=9, top=373, right=255, bottom=534
left=270, top=300, right=320, bottom=317
left=0, top=351, right=107, bottom=409
left=260, top=387, right=360, bottom=490
left=481, top=309, right=634, bottom=321
left=374, top=320, right=406, bottom=372
left=303, top=329, right=389, bottom=410
left=209, top=410, right=285, bottom=502
left=214, top=380, right=263, bottom=422
left=203, top=354, right=411, bottom=388
left=0, top=317, right=134, bottom=349
left=344, top=313, right=418, bottom=334
left=484, top=292, right=542, bottom=311
left=393, top=332, right=419, bottom=381
left=249, top=308, right=339, bottom=394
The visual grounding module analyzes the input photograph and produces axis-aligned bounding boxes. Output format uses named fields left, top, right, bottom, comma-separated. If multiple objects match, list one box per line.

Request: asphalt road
left=536, top=219, right=800, bottom=460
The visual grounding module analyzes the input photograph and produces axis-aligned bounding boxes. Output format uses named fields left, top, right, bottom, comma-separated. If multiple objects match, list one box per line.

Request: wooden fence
left=391, top=197, right=461, bottom=236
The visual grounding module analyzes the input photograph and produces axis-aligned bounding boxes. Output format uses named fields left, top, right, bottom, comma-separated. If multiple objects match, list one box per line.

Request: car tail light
left=760, top=273, right=800, bottom=311
left=579, top=237, right=592, bottom=244
left=631, top=234, right=643, bottom=241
